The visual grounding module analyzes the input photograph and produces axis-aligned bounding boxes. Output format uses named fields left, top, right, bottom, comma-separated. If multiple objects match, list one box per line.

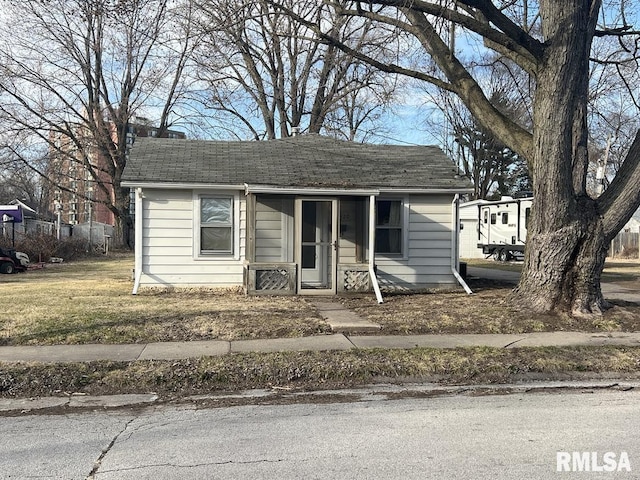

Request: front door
left=296, top=199, right=337, bottom=294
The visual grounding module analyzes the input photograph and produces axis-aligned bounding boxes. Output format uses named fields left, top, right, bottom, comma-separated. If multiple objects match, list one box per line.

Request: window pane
left=302, top=245, right=316, bottom=268
left=376, top=200, right=401, bottom=227
left=375, top=228, right=402, bottom=254
left=201, top=198, right=231, bottom=224
left=302, top=202, right=317, bottom=243
left=201, top=227, right=232, bottom=252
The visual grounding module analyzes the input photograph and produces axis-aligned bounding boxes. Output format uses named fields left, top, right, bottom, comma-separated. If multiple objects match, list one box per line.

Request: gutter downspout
left=452, top=194, right=473, bottom=294
left=369, top=194, right=384, bottom=304
left=132, top=187, right=143, bottom=295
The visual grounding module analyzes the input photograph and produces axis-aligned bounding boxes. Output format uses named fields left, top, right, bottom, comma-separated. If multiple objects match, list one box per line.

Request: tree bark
left=512, top=198, right=610, bottom=316
left=510, top=1, right=608, bottom=316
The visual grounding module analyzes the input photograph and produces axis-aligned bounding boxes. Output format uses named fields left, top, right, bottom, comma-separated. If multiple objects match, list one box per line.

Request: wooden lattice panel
left=343, top=270, right=370, bottom=292
left=256, top=269, right=290, bottom=291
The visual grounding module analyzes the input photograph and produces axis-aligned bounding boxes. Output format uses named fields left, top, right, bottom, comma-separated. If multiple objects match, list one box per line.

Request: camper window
left=502, top=212, right=508, bottom=224
left=490, top=213, right=497, bottom=225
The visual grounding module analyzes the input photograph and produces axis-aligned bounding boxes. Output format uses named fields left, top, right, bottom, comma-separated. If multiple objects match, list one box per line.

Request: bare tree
left=0, top=154, right=45, bottom=209
left=430, top=89, right=530, bottom=200
left=0, top=0, right=198, bottom=246
left=193, top=0, right=399, bottom=140
left=273, top=0, right=640, bottom=317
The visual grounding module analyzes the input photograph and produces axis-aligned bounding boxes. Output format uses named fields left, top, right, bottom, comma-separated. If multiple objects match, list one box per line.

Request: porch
left=243, top=192, right=381, bottom=298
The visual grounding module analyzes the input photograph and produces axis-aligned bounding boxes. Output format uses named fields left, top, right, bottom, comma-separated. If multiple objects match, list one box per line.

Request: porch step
left=312, top=300, right=382, bottom=333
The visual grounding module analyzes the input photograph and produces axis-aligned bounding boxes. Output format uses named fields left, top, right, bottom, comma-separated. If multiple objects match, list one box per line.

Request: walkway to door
left=311, top=299, right=381, bottom=333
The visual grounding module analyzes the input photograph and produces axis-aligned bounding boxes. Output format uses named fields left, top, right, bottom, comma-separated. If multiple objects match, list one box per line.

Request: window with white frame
left=375, top=199, right=403, bottom=255
left=200, top=196, right=233, bottom=255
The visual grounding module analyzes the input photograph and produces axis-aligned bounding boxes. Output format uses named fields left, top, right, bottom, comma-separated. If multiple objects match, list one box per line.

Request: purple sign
left=0, top=205, right=23, bottom=223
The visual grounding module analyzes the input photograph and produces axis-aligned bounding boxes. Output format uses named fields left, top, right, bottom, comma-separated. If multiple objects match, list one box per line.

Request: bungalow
left=121, top=134, right=473, bottom=301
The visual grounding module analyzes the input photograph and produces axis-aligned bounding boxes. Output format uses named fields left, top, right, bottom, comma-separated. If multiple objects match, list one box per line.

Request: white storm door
left=296, top=199, right=337, bottom=294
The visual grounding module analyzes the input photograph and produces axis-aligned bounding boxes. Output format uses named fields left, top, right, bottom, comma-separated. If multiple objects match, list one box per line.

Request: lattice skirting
left=256, top=269, right=290, bottom=291
left=246, top=263, right=296, bottom=294
left=342, top=269, right=370, bottom=292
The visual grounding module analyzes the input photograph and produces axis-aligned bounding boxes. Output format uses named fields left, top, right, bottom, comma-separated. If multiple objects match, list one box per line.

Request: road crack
left=93, top=458, right=288, bottom=475
left=86, top=417, right=136, bottom=479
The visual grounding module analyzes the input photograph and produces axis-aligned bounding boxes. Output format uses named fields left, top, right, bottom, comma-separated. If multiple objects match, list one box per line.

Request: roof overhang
left=121, top=181, right=246, bottom=190
left=121, top=181, right=473, bottom=196
left=378, top=187, right=475, bottom=195
left=244, top=184, right=380, bottom=196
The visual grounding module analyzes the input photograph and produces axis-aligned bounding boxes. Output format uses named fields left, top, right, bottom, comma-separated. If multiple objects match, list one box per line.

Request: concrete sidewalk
left=1, top=331, right=640, bottom=364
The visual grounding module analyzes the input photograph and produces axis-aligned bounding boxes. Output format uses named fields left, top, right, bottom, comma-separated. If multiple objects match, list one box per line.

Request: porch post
left=246, top=193, right=256, bottom=263
left=368, top=194, right=383, bottom=303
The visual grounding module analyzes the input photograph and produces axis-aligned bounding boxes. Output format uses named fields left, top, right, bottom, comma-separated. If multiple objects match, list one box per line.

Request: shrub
left=618, top=246, right=639, bottom=259
left=0, top=233, right=92, bottom=262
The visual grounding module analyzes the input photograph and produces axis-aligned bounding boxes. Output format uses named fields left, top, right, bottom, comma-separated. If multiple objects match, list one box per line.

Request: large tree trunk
left=512, top=198, right=610, bottom=316
left=510, top=1, right=607, bottom=316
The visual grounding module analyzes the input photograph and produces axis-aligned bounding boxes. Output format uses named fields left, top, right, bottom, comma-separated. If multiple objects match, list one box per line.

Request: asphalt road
left=3, top=387, right=639, bottom=479
left=468, top=266, right=640, bottom=303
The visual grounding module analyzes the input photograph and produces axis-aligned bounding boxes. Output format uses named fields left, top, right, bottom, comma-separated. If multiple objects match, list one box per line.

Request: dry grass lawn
left=341, top=259, right=640, bottom=334
left=0, top=255, right=329, bottom=345
left=1, top=254, right=640, bottom=346
left=3, top=346, right=640, bottom=398
left=340, top=259, right=640, bottom=335
left=340, top=286, right=640, bottom=335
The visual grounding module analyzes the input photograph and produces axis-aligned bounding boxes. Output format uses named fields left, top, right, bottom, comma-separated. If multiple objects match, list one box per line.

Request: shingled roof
left=122, top=134, right=471, bottom=191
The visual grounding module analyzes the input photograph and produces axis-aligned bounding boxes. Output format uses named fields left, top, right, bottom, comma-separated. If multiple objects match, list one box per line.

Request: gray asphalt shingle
left=122, top=134, right=471, bottom=190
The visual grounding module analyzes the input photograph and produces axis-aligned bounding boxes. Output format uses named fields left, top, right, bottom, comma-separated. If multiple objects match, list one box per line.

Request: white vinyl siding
left=338, top=199, right=358, bottom=263
left=138, top=188, right=245, bottom=288
left=254, top=196, right=293, bottom=263
left=135, top=189, right=459, bottom=291
left=375, top=194, right=457, bottom=290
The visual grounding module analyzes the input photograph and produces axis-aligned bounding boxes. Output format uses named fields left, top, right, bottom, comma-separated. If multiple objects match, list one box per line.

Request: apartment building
left=48, top=116, right=186, bottom=226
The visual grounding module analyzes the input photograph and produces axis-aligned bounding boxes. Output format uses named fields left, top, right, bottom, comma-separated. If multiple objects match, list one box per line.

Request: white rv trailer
left=459, top=194, right=533, bottom=261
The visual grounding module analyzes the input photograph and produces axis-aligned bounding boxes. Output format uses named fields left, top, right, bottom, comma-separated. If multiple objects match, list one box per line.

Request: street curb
left=0, top=393, right=159, bottom=413
left=1, top=381, right=637, bottom=414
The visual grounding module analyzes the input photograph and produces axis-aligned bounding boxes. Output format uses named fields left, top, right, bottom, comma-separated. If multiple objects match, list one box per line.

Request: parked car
left=0, top=247, right=30, bottom=274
